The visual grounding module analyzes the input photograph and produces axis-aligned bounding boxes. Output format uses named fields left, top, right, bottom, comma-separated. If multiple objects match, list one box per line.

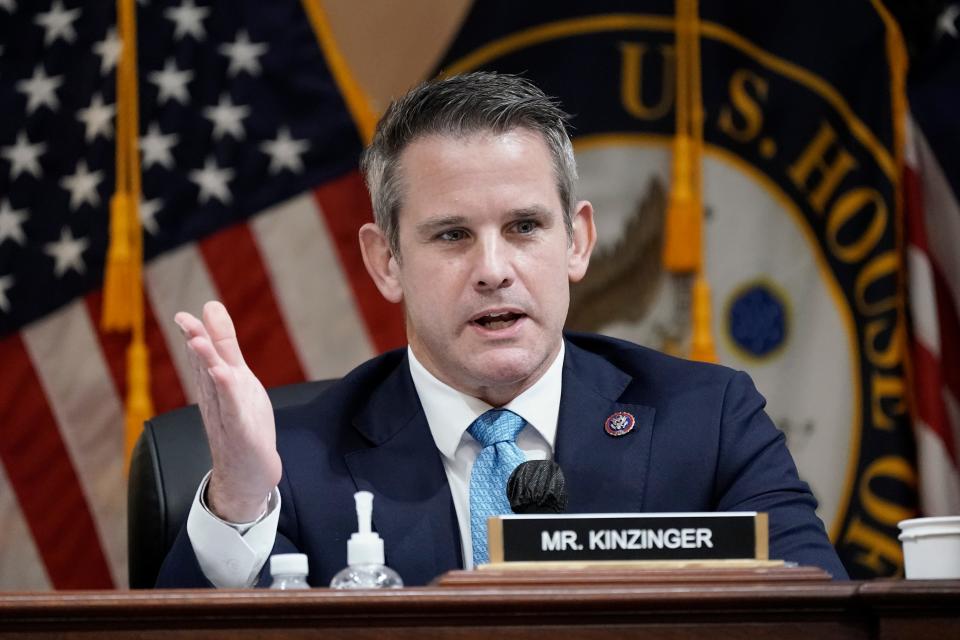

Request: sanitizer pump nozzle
left=329, top=491, right=404, bottom=589
left=347, top=491, right=382, bottom=565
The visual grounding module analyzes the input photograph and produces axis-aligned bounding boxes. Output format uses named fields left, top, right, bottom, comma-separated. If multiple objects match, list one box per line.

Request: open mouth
left=471, top=311, right=525, bottom=331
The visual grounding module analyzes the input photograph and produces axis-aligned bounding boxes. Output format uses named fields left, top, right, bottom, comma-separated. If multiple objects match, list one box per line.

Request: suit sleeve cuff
left=186, top=471, right=281, bottom=588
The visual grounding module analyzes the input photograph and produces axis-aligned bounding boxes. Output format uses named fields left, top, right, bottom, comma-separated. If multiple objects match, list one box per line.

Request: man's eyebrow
left=415, top=215, right=467, bottom=236
left=506, top=205, right=553, bottom=220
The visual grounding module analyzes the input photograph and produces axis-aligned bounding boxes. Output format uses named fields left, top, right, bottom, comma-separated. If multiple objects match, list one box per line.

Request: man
left=157, top=72, right=847, bottom=588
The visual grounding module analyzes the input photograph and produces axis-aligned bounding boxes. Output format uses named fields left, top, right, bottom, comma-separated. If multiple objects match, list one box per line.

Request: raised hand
left=175, top=301, right=282, bottom=523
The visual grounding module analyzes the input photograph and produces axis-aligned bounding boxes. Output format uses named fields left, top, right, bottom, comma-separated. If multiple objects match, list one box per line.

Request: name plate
left=488, top=512, right=768, bottom=563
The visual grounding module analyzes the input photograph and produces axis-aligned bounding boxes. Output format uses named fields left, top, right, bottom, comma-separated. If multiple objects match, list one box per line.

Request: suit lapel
left=341, top=339, right=657, bottom=581
left=555, top=340, right=656, bottom=513
left=343, top=356, right=462, bottom=584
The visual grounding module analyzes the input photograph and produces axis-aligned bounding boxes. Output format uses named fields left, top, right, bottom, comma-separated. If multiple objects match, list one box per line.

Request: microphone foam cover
left=507, top=460, right=568, bottom=514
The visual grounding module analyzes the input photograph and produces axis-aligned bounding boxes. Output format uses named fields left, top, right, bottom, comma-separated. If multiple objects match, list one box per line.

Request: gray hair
left=360, top=72, right=578, bottom=256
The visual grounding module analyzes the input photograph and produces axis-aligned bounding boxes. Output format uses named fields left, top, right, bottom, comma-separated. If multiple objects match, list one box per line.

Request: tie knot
left=468, top=409, right=525, bottom=447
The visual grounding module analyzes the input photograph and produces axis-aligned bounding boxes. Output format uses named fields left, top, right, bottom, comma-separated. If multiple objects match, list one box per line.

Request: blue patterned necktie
left=468, top=409, right=527, bottom=566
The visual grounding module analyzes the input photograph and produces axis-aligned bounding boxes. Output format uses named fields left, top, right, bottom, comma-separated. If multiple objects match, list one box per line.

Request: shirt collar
left=407, top=341, right=565, bottom=460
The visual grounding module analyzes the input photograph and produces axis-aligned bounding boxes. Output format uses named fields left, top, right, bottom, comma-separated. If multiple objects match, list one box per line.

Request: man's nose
left=472, top=233, right=514, bottom=291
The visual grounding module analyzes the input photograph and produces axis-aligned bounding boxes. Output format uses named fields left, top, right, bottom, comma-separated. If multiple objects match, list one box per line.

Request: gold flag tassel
left=102, top=0, right=153, bottom=462
left=663, top=0, right=716, bottom=363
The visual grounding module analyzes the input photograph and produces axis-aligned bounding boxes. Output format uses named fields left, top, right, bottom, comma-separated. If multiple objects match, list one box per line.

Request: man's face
left=365, top=128, right=595, bottom=405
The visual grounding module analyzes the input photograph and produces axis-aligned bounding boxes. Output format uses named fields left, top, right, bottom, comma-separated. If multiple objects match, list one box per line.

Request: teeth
left=473, top=311, right=522, bottom=328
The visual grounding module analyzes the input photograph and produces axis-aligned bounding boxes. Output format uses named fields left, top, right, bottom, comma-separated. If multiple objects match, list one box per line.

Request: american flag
left=905, top=7, right=960, bottom=517
left=0, top=0, right=403, bottom=589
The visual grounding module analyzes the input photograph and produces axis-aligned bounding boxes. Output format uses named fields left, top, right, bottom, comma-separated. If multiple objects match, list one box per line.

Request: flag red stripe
left=85, top=292, right=188, bottom=416
left=912, top=339, right=957, bottom=462
left=904, top=162, right=960, bottom=443
left=933, top=260, right=960, bottom=406
left=200, top=224, right=307, bottom=387
left=904, top=166, right=927, bottom=251
left=0, top=334, right=113, bottom=589
left=905, top=163, right=960, bottom=406
left=312, top=170, right=406, bottom=353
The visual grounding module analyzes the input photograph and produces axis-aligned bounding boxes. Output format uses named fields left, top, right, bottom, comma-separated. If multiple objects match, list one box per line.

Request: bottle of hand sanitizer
left=329, top=491, right=403, bottom=589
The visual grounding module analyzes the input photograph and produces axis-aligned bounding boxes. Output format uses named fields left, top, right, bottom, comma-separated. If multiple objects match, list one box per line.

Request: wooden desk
left=0, top=575, right=957, bottom=639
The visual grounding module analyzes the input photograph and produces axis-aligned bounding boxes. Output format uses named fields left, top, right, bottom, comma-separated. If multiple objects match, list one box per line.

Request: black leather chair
left=127, top=380, right=335, bottom=588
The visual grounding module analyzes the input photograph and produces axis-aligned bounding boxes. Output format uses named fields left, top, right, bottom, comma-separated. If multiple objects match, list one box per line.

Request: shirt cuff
left=186, top=471, right=280, bottom=588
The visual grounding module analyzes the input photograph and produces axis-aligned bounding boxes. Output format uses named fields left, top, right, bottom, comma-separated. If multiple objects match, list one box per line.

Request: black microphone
left=507, top=460, right=568, bottom=514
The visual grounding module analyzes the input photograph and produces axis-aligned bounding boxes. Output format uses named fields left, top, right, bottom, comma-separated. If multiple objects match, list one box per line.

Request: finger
left=182, top=334, right=208, bottom=384
left=202, top=301, right=246, bottom=368
left=206, top=363, right=242, bottom=416
left=174, top=311, right=208, bottom=341
left=187, top=334, right=225, bottom=371
left=184, top=340, right=225, bottom=436
left=178, top=311, right=214, bottom=386
left=189, top=338, right=250, bottom=431
left=206, top=361, right=251, bottom=417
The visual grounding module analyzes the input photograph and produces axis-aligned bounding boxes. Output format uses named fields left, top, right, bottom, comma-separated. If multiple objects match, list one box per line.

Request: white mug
left=898, top=516, right=960, bottom=579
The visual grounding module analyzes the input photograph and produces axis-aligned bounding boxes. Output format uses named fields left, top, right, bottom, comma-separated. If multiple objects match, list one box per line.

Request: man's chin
left=461, top=347, right=551, bottom=391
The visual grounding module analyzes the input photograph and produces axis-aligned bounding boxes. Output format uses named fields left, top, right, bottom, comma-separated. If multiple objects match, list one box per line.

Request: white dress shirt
left=186, top=342, right=564, bottom=587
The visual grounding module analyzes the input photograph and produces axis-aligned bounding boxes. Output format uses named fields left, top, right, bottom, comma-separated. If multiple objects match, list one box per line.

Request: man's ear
left=567, top=200, right=597, bottom=283
left=359, top=222, right=403, bottom=303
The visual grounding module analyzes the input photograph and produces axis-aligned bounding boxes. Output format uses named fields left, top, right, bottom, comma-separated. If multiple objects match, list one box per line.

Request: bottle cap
left=270, top=553, right=308, bottom=576
left=347, top=491, right=385, bottom=565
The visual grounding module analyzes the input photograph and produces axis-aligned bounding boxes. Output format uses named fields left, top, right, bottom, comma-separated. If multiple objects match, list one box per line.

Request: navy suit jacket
left=157, top=333, right=848, bottom=587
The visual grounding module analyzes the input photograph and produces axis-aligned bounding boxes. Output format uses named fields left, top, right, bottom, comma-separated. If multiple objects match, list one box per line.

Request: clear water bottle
left=269, top=553, right=310, bottom=589
left=330, top=491, right=403, bottom=589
